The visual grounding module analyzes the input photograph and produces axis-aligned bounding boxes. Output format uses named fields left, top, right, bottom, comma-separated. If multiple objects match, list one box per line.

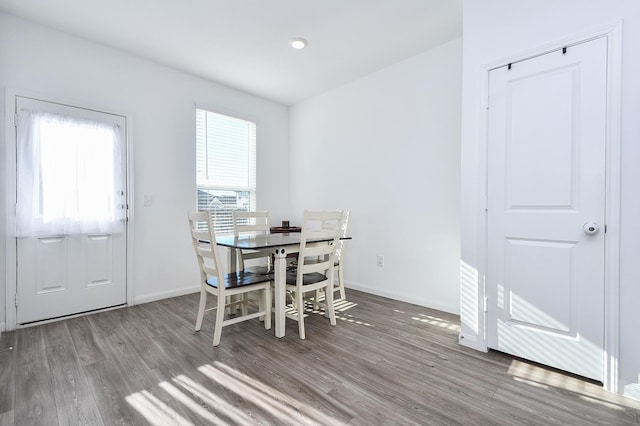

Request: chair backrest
left=330, top=210, right=350, bottom=265
left=232, top=210, right=270, bottom=270
left=297, top=210, right=344, bottom=280
left=232, top=210, right=270, bottom=237
left=187, top=211, right=224, bottom=287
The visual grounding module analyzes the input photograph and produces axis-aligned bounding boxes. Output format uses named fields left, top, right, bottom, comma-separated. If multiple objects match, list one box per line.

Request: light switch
left=143, top=194, right=153, bottom=206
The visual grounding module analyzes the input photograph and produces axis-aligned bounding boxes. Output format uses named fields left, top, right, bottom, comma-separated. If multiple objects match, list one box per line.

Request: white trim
left=475, top=22, right=622, bottom=392
left=483, top=21, right=623, bottom=72
left=602, top=21, right=623, bottom=395
left=346, top=281, right=460, bottom=315
left=623, top=383, right=640, bottom=402
left=4, top=87, right=18, bottom=332
left=13, top=304, right=126, bottom=330
left=194, top=102, right=259, bottom=126
left=125, top=113, right=136, bottom=308
left=458, top=52, right=492, bottom=353
left=133, top=285, right=200, bottom=306
left=3, top=88, right=135, bottom=330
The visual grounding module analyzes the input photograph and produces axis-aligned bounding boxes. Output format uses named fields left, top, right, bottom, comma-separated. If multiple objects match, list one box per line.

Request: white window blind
left=196, top=108, right=256, bottom=234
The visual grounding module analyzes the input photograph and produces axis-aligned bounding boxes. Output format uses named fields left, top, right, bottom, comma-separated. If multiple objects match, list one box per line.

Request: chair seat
left=286, top=271, right=327, bottom=286
left=302, top=258, right=339, bottom=267
left=207, top=271, right=272, bottom=289
left=242, top=265, right=272, bottom=275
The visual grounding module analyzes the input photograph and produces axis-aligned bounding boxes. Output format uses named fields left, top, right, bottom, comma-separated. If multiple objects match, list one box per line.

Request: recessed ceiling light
left=289, top=37, right=308, bottom=50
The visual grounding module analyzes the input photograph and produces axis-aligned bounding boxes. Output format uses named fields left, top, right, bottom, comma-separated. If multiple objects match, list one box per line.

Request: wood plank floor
left=1, top=289, right=639, bottom=425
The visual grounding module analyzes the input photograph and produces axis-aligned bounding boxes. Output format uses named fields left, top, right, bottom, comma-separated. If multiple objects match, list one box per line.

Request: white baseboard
left=133, top=285, right=200, bottom=305
left=345, top=281, right=460, bottom=315
left=134, top=281, right=460, bottom=314
left=623, top=383, right=640, bottom=401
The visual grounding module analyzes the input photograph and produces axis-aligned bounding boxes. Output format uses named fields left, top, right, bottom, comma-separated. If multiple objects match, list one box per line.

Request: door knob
left=583, top=222, right=600, bottom=235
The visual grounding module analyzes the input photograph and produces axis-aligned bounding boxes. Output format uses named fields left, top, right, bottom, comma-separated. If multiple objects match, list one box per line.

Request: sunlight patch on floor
left=512, top=376, right=550, bottom=390
left=125, top=389, right=192, bottom=425
left=158, top=379, right=228, bottom=424
left=200, top=362, right=348, bottom=425
left=578, top=395, right=627, bottom=412
left=508, top=360, right=575, bottom=388
left=332, top=299, right=358, bottom=312
left=284, top=298, right=371, bottom=327
left=336, top=312, right=372, bottom=327
left=507, top=360, right=584, bottom=391
left=507, top=359, right=633, bottom=412
left=509, top=370, right=629, bottom=413
left=410, top=313, right=460, bottom=331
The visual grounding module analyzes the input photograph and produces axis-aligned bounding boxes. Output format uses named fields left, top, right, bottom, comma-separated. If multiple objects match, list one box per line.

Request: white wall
left=0, top=13, right=290, bottom=328
left=460, top=0, right=640, bottom=395
left=290, top=38, right=462, bottom=313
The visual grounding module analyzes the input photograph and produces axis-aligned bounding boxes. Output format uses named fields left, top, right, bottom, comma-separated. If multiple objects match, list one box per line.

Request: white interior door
left=15, top=97, right=127, bottom=324
left=487, top=37, right=607, bottom=381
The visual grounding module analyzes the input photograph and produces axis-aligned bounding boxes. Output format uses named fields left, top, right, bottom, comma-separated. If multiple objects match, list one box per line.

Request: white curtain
left=16, top=110, right=125, bottom=236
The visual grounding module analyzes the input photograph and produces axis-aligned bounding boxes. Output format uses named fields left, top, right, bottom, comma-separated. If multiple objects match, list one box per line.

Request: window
left=196, top=108, right=256, bottom=234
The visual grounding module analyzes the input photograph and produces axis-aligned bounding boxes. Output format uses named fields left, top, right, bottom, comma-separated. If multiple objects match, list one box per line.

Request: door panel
left=86, top=234, right=114, bottom=286
left=15, top=97, right=127, bottom=324
left=487, top=37, right=607, bottom=381
left=35, top=236, right=69, bottom=294
left=506, top=66, right=577, bottom=209
left=504, top=238, right=575, bottom=332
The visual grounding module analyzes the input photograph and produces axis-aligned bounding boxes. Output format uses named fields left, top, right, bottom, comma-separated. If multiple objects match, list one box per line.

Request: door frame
left=474, top=22, right=622, bottom=392
left=3, top=88, right=136, bottom=331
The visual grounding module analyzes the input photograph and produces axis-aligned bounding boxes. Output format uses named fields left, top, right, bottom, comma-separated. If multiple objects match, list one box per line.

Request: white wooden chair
left=232, top=210, right=271, bottom=275
left=188, top=211, right=271, bottom=347
left=285, top=210, right=344, bottom=339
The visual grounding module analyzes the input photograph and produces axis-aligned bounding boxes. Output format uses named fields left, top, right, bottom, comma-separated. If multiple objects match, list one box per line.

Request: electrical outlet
left=376, top=255, right=384, bottom=267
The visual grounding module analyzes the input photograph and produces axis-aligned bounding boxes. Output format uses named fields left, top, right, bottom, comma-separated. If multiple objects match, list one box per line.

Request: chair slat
left=232, top=210, right=271, bottom=273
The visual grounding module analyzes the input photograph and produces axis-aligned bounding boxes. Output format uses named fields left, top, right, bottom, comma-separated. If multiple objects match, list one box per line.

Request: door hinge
left=14, top=113, right=18, bottom=127
left=14, top=293, right=19, bottom=307
left=484, top=296, right=488, bottom=312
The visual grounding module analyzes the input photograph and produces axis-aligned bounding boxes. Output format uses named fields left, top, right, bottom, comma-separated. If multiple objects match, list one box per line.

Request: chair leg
left=264, top=286, right=272, bottom=330
left=313, top=289, right=322, bottom=310
left=212, top=293, right=226, bottom=347
left=258, top=290, right=265, bottom=322
left=195, top=287, right=207, bottom=332
left=296, top=289, right=306, bottom=339
left=225, top=295, right=232, bottom=315
left=337, top=264, right=346, bottom=300
left=326, top=284, right=336, bottom=326
left=240, top=293, right=249, bottom=316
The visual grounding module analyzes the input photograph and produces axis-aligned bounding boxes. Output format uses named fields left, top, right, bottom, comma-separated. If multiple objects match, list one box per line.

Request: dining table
left=216, top=232, right=347, bottom=338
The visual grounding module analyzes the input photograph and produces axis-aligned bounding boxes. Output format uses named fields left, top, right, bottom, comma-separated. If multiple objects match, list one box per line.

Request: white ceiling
left=0, top=0, right=462, bottom=105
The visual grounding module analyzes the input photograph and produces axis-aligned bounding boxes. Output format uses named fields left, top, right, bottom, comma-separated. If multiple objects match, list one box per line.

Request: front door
left=15, top=96, right=127, bottom=324
left=487, top=37, right=607, bottom=381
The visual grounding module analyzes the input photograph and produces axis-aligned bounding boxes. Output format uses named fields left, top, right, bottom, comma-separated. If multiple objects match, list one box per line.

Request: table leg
left=228, top=248, right=237, bottom=273
left=227, top=248, right=239, bottom=313
left=274, top=248, right=287, bottom=338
